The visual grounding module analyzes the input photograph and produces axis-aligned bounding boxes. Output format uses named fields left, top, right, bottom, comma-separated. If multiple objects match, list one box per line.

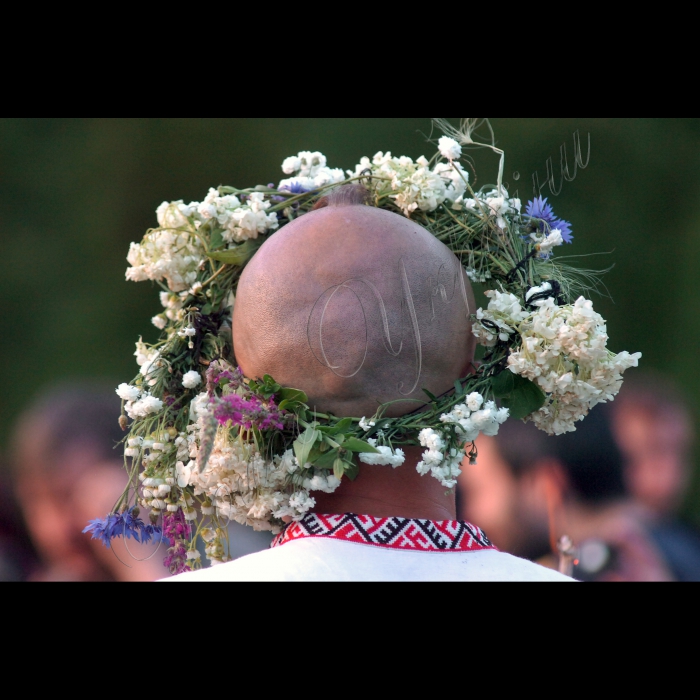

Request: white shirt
left=163, top=513, right=574, bottom=582
left=164, top=537, right=573, bottom=581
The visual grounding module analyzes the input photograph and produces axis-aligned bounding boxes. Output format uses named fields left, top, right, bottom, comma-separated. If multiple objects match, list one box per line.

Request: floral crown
left=85, top=119, right=641, bottom=574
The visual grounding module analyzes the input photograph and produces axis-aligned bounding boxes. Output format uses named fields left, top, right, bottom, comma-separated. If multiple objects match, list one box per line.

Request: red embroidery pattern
left=272, top=513, right=495, bottom=552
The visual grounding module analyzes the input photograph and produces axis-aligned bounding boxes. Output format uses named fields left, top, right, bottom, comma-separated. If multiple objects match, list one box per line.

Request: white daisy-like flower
left=116, top=383, right=140, bottom=402
left=182, top=370, right=202, bottom=389
left=438, top=136, right=462, bottom=161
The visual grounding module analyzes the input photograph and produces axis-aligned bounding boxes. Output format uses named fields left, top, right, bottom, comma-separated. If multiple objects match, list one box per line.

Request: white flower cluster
left=358, top=438, right=405, bottom=467
left=451, top=187, right=522, bottom=229
left=126, top=189, right=279, bottom=293
left=473, top=289, right=530, bottom=346
left=279, top=151, right=345, bottom=192
left=196, top=188, right=279, bottom=244
left=347, top=151, right=469, bottom=217
left=133, top=338, right=163, bottom=384
left=415, top=428, right=464, bottom=489
left=413, top=393, right=509, bottom=488
left=440, top=393, right=509, bottom=441
left=504, top=294, right=641, bottom=435
left=126, top=202, right=206, bottom=292
left=116, top=383, right=164, bottom=419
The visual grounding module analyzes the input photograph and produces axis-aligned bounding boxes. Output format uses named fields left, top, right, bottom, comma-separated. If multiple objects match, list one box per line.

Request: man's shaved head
left=233, top=186, right=476, bottom=418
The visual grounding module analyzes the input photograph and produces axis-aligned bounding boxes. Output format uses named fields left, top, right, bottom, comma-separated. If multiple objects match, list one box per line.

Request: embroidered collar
left=271, top=513, right=495, bottom=552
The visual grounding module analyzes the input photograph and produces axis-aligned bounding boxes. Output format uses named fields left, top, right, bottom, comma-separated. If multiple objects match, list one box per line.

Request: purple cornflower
left=525, top=196, right=573, bottom=244
left=83, top=507, right=164, bottom=548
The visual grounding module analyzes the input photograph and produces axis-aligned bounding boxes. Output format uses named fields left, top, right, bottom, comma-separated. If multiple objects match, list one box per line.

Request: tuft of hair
left=312, top=184, right=370, bottom=210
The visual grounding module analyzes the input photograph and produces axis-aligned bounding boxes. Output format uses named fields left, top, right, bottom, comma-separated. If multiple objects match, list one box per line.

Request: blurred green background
left=2, top=118, right=699, bottom=518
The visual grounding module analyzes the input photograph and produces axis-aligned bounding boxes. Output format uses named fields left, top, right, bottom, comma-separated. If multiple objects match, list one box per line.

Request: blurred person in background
left=10, top=383, right=169, bottom=581
left=10, top=382, right=271, bottom=581
left=457, top=404, right=679, bottom=581
left=610, top=371, right=700, bottom=581
left=0, top=457, right=38, bottom=581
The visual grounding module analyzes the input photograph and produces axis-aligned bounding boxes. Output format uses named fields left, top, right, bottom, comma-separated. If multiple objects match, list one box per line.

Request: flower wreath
left=85, top=119, right=641, bottom=573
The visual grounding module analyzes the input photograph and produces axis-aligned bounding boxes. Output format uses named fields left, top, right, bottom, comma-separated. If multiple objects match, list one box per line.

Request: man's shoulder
left=161, top=538, right=575, bottom=582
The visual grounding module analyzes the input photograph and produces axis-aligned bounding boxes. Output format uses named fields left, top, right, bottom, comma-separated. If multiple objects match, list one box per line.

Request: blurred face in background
left=457, top=436, right=551, bottom=558
left=613, top=404, right=693, bottom=518
left=14, top=408, right=166, bottom=582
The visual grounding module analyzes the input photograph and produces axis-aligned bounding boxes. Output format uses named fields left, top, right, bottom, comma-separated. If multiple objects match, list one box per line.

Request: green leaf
left=423, top=389, right=437, bottom=401
left=293, top=426, right=320, bottom=468
left=344, top=460, right=360, bottom=481
left=333, top=457, right=346, bottom=480
left=200, top=303, right=213, bottom=316
left=454, top=379, right=464, bottom=397
left=342, top=437, right=380, bottom=454
left=328, top=417, right=353, bottom=434
left=209, top=228, right=225, bottom=251
left=491, top=369, right=515, bottom=398
left=501, top=375, right=546, bottom=420
left=314, top=449, right=339, bottom=469
left=207, top=240, right=259, bottom=266
left=277, top=388, right=308, bottom=404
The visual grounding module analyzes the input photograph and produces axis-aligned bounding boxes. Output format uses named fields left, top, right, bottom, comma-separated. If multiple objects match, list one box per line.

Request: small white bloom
left=151, top=315, right=167, bottom=330
left=178, top=326, right=196, bottom=338
left=466, top=392, right=484, bottom=412
left=438, top=136, right=462, bottom=161
left=358, top=417, right=376, bottom=431
left=182, top=370, right=202, bottom=389
left=539, top=229, right=564, bottom=255
left=116, top=383, right=140, bottom=402
left=282, top=155, right=302, bottom=174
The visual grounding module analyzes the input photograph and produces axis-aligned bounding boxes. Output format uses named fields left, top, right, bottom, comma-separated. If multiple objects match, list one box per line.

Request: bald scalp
left=233, top=197, right=476, bottom=418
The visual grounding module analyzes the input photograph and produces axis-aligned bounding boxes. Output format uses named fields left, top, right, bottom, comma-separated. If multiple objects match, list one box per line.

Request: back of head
left=233, top=186, right=476, bottom=418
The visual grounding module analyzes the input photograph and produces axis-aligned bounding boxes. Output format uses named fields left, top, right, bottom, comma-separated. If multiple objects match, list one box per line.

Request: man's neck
left=310, top=446, right=457, bottom=521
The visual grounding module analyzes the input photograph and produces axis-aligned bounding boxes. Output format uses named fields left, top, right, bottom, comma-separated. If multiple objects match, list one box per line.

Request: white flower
left=359, top=446, right=405, bottom=467
left=282, top=156, right=302, bottom=174
left=438, top=136, right=462, bottom=161
left=358, top=417, right=376, bottom=431
left=182, top=371, right=202, bottom=389
left=289, top=491, right=316, bottom=515
left=466, top=392, right=484, bottom=412
left=116, top=383, right=140, bottom=402
left=124, top=393, right=163, bottom=419
left=178, top=327, right=196, bottom=338
left=539, top=229, right=564, bottom=255
left=473, top=290, right=529, bottom=346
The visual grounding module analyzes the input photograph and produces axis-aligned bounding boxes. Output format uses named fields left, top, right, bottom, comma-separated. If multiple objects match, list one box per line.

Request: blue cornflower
left=83, top=513, right=122, bottom=548
left=278, top=179, right=313, bottom=194
left=526, top=196, right=556, bottom=224
left=83, top=507, right=164, bottom=548
left=525, top=196, right=573, bottom=244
